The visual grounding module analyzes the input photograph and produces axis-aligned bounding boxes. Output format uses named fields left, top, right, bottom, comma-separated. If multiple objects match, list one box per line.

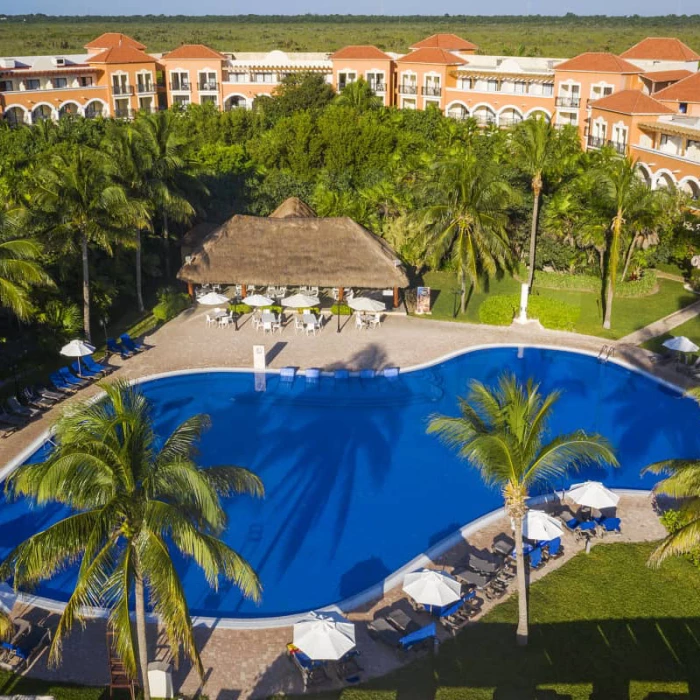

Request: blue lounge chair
left=398, top=622, right=436, bottom=652
left=305, top=368, right=320, bottom=385
left=0, top=621, right=50, bottom=669
left=107, top=338, right=132, bottom=359
left=383, top=367, right=399, bottom=379
left=58, top=366, right=88, bottom=387
left=563, top=516, right=581, bottom=531
left=336, top=649, right=362, bottom=683
left=429, top=590, right=476, bottom=618
left=280, top=367, right=296, bottom=384
left=83, top=355, right=112, bottom=376
left=578, top=520, right=597, bottom=534
left=547, top=537, right=563, bottom=558
left=360, top=369, right=376, bottom=380
left=70, top=360, right=100, bottom=380
left=597, top=516, right=621, bottom=534
left=120, top=333, right=145, bottom=352
left=49, top=372, right=77, bottom=394
left=334, top=369, right=349, bottom=380
left=528, top=547, right=543, bottom=568
left=286, top=643, right=330, bottom=688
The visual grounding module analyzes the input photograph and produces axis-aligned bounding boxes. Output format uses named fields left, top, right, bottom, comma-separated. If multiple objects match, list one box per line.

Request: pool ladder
left=598, top=345, right=615, bottom=363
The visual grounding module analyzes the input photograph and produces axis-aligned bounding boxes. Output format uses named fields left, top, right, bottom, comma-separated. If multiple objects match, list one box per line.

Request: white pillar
left=518, top=283, right=529, bottom=323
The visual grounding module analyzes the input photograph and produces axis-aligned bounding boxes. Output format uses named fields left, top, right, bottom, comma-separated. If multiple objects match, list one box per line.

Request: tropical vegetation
left=427, top=373, right=617, bottom=645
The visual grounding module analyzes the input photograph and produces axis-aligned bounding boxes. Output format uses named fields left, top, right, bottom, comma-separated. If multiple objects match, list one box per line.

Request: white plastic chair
left=355, top=314, right=366, bottom=331
left=368, top=313, right=382, bottom=329
left=218, top=315, right=230, bottom=328
left=305, top=322, right=316, bottom=336
left=294, top=317, right=305, bottom=334
left=206, top=314, right=215, bottom=328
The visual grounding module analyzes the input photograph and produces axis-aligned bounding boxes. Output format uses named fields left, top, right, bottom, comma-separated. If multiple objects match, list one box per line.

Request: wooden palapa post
left=187, top=282, right=194, bottom=298
left=393, top=287, right=399, bottom=308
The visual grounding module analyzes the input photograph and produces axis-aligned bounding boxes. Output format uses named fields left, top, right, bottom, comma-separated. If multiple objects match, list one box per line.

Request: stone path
left=618, top=297, right=700, bottom=345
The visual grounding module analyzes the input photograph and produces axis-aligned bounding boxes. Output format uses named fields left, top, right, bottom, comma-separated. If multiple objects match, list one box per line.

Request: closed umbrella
left=198, top=291, right=229, bottom=306
left=568, top=481, right=620, bottom=510
left=348, top=297, right=386, bottom=313
left=662, top=336, right=699, bottom=354
left=402, top=568, right=461, bottom=607
left=244, top=294, right=274, bottom=307
left=281, top=293, right=320, bottom=308
left=60, top=339, right=95, bottom=377
left=521, top=509, right=564, bottom=541
left=293, top=611, right=355, bottom=661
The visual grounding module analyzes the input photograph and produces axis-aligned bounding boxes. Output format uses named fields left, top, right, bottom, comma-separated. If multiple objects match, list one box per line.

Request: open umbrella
left=60, top=339, right=95, bottom=377
left=293, top=611, right=355, bottom=661
left=662, top=336, right=699, bottom=354
left=403, top=568, right=461, bottom=607
left=568, top=481, right=620, bottom=510
left=348, top=297, right=386, bottom=313
left=521, top=509, right=564, bottom=541
left=244, top=294, right=274, bottom=307
left=281, top=293, right=320, bottom=308
left=198, top=291, right=229, bottom=306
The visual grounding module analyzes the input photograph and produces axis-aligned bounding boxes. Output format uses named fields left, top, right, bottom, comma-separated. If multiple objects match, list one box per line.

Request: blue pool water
left=3, top=347, right=700, bottom=619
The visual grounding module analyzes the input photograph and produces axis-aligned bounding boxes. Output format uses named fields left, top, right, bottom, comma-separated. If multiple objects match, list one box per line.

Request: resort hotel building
left=1, top=31, right=699, bottom=198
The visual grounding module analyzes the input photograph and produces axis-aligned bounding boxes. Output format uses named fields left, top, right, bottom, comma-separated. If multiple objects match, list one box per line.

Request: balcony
left=198, top=81, right=218, bottom=92
left=608, top=140, right=627, bottom=155
left=499, top=117, right=523, bottom=127
left=370, top=82, right=386, bottom=93
left=399, top=84, right=418, bottom=95
left=136, top=84, right=155, bottom=94
left=111, top=85, right=134, bottom=96
left=473, top=115, right=496, bottom=126
left=555, top=96, right=581, bottom=108
left=422, top=86, right=442, bottom=97
left=587, top=135, right=606, bottom=149
left=114, top=108, right=132, bottom=119
left=170, top=82, right=191, bottom=91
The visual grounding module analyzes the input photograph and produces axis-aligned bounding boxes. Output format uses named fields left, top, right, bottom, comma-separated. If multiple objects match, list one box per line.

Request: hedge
left=479, top=294, right=580, bottom=331
left=152, top=287, right=191, bottom=323
left=528, top=269, right=658, bottom=298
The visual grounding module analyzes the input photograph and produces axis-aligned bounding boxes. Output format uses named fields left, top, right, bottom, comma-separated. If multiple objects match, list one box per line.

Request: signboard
left=415, top=287, right=432, bottom=315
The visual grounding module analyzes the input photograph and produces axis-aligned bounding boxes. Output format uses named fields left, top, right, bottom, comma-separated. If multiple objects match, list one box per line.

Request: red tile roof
left=590, top=89, right=674, bottom=115
left=331, top=45, right=392, bottom=61
left=163, top=44, right=225, bottom=60
left=620, top=37, right=700, bottom=62
left=397, top=47, right=467, bottom=66
left=555, top=52, right=643, bottom=74
left=85, top=33, right=146, bottom=51
left=87, top=46, right=154, bottom=65
left=641, top=69, right=694, bottom=84
left=410, top=33, right=478, bottom=52
left=654, top=71, right=700, bottom=103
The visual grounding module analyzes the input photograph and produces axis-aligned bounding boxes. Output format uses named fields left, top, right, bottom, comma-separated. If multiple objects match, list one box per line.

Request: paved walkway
left=619, top=297, right=700, bottom=345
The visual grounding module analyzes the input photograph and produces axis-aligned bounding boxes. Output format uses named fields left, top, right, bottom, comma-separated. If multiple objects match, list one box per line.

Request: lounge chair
left=398, top=622, right=436, bottom=653
left=35, top=386, right=64, bottom=402
left=280, top=367, right=296, bottom=384
left=334, top=369, right=349, bottom=380
left=58, top=366, right=89, bottom=387
left=70, top=360, right=100, bottom=380
left=453, top=568, right=491, bottom=589
left=305, top=368, right=321, bottom=385
left=120, top=333, right=145, bottom=353
left=596, top=516, right=621, bottom=535
left=466, top=552, right=501, bottom=574
left=21, top=388, right=53, bottom=410
left=83, top=355, right=113, bottom=376
left=48, top=372, right=77, bottom=394
left=6, top=397, right=41, bottom=420
left=528, top=547, right=543, bottom=569
left=107, top=338, right=132, bottom=359
left=335, top=649, right=362, bottom=683
left=367, top=617, right=403, bottom=648
left=286, top=644, right=330, bottom=688
left=385, top=608, right=420, bottom=634
left=383, top=367, right=400, bottom=380
left=546, top=537, right=564, bottom=558
left=360, top=369, right=376, bottom=380
left=0, top=410, right=28, bottom=428
left=0, top=619, right=50, bottom=670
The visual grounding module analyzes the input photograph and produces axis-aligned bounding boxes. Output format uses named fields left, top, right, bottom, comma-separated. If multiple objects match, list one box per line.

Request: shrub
left=229, top=303, right=252, bottom=314
left=330, top=304, right=353, bottom=316
left=479, top=294, right=580, bottom=331
left=153, top=287, right=191, bottom=323
left=660, top=509, right=700, bottom=570
left=617, top=269, right=658, bottom=297
left=690, top=269, right=700, bottom=293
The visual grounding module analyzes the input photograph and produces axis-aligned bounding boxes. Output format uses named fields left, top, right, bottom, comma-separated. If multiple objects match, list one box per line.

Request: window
left=198, top=71, right=218, bottom=91
left=366, top=71, right=385, bottom=92
left=26, top=79, right=40, bottom=90
left=542, top=83, right=554, bottom=96
left=79, top=76, right=93, bottom=87
left=486, top=79, right=499, bottom=92
left=252, top=71, right=275, bottom=84
left=170, top=72, right=190, bottom=91
left=173, top=94, right=190, bottom=105
left=458, top=77, right=471, bottom=90
left=54, top=77, right=67, bottom=88
left=513, top=81, right=527, bottom=94
left=679, top=103, right=688, bottom=114
left=337, top=71, right=356, bottom=90
left=112, top=74, right=129, bottom=95
left=137, top=73, right=153, bottom=93
left=228, top=72, right=247, bottom=83
left=0, top=80, right=13, bottom=91
left=424, top=74, right=441, bottom=96
left=138, top=96, right=153, bottom=112
left=201, top=95, right=218, bottom=105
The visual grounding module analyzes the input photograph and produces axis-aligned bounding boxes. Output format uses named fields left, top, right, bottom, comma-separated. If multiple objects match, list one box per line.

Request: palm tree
left=417, top=155, right=514, bottom=314
left=427, top=373, right=616, bottom=645
left=0, top=380, right=263, bottom=700
left=334, top=78, right=383, bottom=111
left=0, top=208, right=53, bottom=320
left=642, top=387, right=700, bottom=567
left=32, top=146, right=129, bottom=341
left=512, top=117, right=568, bottom=289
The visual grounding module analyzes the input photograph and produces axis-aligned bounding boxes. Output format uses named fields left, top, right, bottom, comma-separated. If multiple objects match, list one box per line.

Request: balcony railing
left=399, top=84, right=418, bottom=95
left=370, top=82, right=386, bottom=93
left=587, top=135, right=606, bottom=149
left=136, top=84, right=155, bottom=94
left=170, top=81, right=191, bottom=91
left=111, top=85, right=133, bottom=96
left=555, top=96, right=581, bottom=108
left=499, top=117, right=523, bottom=127
left=422, top=86, right=442, bottom=97
left=114, top=108, right=133, bottom=119
left=473, top=115, right=496, bottom=126
left=608, top=140, right=628, bottom=155
left=198, top=82, right=218, bottom=91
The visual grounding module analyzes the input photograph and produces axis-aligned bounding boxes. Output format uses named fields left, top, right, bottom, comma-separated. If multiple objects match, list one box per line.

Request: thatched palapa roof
left=177, top=199, right=409, bottom=288
left=269, top=197, right=316, bottom=219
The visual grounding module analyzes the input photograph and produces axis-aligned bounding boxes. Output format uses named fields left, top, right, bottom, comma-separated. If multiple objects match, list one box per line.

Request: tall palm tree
left=427, top=374, right=616, bottom=645
left=512, top=117, right=567, bottom=289
left=0, top=380, right=263, bottom=700
left=32, top=146, right=129, bottom=341
left=417, top=155, right=514, bottom=314
left=642, top=387, right=700, bottom=567
left=0, top=208, right=53, bottom=320
left=134, top=111, right=198, bottom=280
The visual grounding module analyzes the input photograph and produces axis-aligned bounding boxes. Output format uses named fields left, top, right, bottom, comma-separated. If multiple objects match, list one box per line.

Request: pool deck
left=0, top=311, right=694, bottom=698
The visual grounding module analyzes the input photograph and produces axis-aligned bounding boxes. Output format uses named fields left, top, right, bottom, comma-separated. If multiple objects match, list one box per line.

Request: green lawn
left=420, top=271, right=698, bottom=341
left=280, top=542, right=700, bottom=699
left=642, top=316, right=700, bottom=361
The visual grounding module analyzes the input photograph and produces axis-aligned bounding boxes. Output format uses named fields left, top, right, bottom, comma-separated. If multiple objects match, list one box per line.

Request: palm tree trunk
left=513, top=515, right=529, bottom=646
left=603, top=214, right=622, bottom=330
left=162, top=211, right=171, bottom=281
left=81, top=232, right=91, bottom=342
left=621, top=235, right=638, bottom=283
left=135, top=229, right=144, bottom=313
left=134, top=569, right=151, bottom=700
left=460, top=281, right=467, bottom=315
left=527, top=177, right=542, bottom=290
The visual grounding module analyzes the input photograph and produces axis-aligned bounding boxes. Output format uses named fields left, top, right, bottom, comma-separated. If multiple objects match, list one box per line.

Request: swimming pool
left=3, top=347, right=700, bottom=620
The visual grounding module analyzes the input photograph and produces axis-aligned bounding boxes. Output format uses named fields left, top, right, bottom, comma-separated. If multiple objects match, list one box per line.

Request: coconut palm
left=642, top=387, right=700, bottom=567
left=0, top=208, right=53, bottom=320
left=0, top=380, right=263, bottom=700
left=417, top=155, right=514, bottom=314
left=427, top=373, right=616, bottom=645
left=32, top=146, right=129, bottom=341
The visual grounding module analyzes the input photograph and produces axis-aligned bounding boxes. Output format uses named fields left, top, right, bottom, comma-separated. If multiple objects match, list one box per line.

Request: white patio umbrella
left=662, top=336, right=699, bottom=354
left=198, top=291, right=229, bottom=306
left=60, top=339, right=95, bottom=377
left=293, top=611, right=356, bottom=661
left=521, top=509, right=564, bottom=541
left=402, top=568, right=462, bottom=607
left=244, top=294, right=274, bottom=307
left=0, top=583, right=17, bottom=615
left=348, top=297, right=386, bottom=313
left=281, top=293, right=320, bottom=308
left=568, top=481, right=620, bottom=510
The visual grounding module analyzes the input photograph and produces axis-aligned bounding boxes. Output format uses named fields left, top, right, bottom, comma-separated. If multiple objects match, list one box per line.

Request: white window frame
left=337, top=69, right=357, bottom=90
left=169, top=69, right=190, bottom=92
left=198, top=68, right=219, bottom=91
left=364, top=69, right=386, bottom=92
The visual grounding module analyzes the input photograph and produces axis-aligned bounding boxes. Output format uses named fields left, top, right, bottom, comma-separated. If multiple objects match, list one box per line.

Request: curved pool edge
left=0, top=342, right=682, bottom=628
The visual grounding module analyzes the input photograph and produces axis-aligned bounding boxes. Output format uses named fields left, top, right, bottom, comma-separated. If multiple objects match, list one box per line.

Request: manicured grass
left=641, top=315, right=700, bottom=362
left=280, top=542, right=700, bottom=699
left=420, top=271, right=697, bottom=340
left=0, top=670, right=105, bottom=700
